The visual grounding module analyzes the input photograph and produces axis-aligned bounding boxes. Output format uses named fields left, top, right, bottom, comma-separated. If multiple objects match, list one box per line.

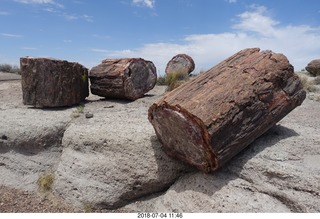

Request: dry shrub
left=299, top=75, right=319, bottom=93
left=314, top=76, right=320, bottom=85
left=37, top=173, right=54, bottom=192
left=166, top=71, right=189, bottom=91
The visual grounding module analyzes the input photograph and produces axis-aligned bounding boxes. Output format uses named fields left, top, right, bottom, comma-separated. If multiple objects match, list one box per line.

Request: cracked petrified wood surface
left=20, top=57, right=89, bottom=108
left=148, top=48, right=306, bottom=173
left=89, top=58, right=157, bottom=100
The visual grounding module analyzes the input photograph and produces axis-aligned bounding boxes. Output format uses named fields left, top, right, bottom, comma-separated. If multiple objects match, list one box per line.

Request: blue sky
left=1, top=0, right=320, bottom=74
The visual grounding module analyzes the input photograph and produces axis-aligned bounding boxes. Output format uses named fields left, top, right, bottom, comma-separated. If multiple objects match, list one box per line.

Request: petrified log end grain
left=148, top=48, right=306, bottom=173
left=20, top=57, right=89, bottom=108
left=89, top=58, right=157, bottom=100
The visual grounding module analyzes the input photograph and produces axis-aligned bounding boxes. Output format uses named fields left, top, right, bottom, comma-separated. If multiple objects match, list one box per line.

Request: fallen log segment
left=20, top=57, right=89, bottom=108
left=148, top=48, right=306, bottom=173
left=89, top=58, right=157, bottom=100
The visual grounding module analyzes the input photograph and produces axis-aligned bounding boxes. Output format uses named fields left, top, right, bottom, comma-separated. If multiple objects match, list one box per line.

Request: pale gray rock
left=53, top=87, right=189, bottom=209
left=0, top=108, right=72, bottom=191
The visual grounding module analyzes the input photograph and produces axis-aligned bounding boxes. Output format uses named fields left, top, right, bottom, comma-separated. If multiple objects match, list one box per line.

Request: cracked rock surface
left=0, top=73, right=319, bottom=212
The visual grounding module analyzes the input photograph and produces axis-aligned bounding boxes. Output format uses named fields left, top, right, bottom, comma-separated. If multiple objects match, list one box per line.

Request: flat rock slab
left=54, top=87, right=189, bottom=209
left=0, top=81, right=73, bottom=191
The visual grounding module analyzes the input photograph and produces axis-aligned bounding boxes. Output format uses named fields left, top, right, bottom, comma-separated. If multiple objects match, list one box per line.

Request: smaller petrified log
left=148, top=48, right=306, bottom=173
left=165, top=54, right=195, bottom=75
left=305, top=59, right=320, bottom=76
left=89, top=58, right=157, bottom=100
left=20, top=57, right=89, bottom=108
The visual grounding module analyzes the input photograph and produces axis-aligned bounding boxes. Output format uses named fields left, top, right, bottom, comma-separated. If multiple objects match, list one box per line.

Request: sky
left=1, top=0, right=320, bottom=75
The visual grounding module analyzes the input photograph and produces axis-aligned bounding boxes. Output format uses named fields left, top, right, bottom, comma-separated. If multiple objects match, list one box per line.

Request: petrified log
left=148, top=48, right=306, bottom=173
left=305, top=59, right=320, bottom=76
left=89, top=58, right=157, bottom=100
left=20, top=57, right=89, bottom=108
left=165, top=54, right=195, bottom=75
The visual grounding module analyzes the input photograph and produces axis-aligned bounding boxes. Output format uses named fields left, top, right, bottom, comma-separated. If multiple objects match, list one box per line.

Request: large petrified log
left=89, top=58, right=157, bottom=100
left=20, top=57, right=89, bottom=108
left=148, top=48, right=306, bottom=173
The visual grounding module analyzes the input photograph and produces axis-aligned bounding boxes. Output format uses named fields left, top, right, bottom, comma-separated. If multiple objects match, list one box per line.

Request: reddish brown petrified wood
left=148, top=48, right=306, bottom=173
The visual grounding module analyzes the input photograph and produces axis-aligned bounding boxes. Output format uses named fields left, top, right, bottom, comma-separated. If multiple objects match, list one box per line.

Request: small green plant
left=37, top=173, right=54, bottom=192
left=83, top=203, right=93, bottom=213
left=76, top=104, right=84, bottom=113
left=81, top=74, right=87, bottom=83
left=71, top=104, right=85, bottom=118
left=156, top=75, right=167, bottom=85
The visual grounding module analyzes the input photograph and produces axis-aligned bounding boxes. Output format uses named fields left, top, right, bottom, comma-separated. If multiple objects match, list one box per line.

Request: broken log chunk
left=20, top=57, right=89, bottom=108
left=89, top=58, right=157, bottom=100
left=148, top=48, right=306, bottom=173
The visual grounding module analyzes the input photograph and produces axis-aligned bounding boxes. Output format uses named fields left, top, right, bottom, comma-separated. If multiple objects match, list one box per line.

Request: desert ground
left=0, top=71, right=319, bottom=213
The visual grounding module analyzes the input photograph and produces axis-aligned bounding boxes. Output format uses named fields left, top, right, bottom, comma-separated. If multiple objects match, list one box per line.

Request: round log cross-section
left=89, top=58, right=157, bottom=100
left=148, top=48, right=306, bottom=173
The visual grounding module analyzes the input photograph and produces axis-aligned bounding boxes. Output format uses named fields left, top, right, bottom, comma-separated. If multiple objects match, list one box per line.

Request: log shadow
left=149, top=124, right=299, bottom=198
left=85, top=98, right=132, bottom=105
left=225, top=124, right=299, bottom=169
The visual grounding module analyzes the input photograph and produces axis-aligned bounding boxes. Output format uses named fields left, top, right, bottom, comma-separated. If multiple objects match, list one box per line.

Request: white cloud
left=21, top=47, right=37, bottom=50
left=102, top=5, right=320, bottom=74
left=132, top=0, right=155, bottom=9
left=14, top=0, right=63, bottom=8
left=63, top=13, right=93, bottom=22
left=1, top=33, right=22, bottom=38
left=227, top=0, right=237, bottom=3
left=0, top=11, right=10, bottom=15
left=233, top=5, right=279, bottom=37
left=91, top=49, right=110, bottom=53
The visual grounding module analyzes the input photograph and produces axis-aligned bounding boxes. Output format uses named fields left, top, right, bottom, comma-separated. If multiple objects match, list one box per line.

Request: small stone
left=1, top=135, right=7, bottom=140
left=85, top=113, right=94, bottom=119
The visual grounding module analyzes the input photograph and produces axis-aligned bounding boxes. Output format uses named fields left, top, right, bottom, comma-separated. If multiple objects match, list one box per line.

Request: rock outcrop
left=165, top=54, right=195, bottom=75
left=53, top=88, right=188, bottom=209
left=20, top=57, right=89, bottom=108
left=306, top=59, right=320, bottom=76
left=89, top=58, right=157, bottom=101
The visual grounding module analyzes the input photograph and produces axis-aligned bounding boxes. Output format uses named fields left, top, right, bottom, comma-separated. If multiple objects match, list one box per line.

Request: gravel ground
left=0, top=186, right=80, bottom=213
